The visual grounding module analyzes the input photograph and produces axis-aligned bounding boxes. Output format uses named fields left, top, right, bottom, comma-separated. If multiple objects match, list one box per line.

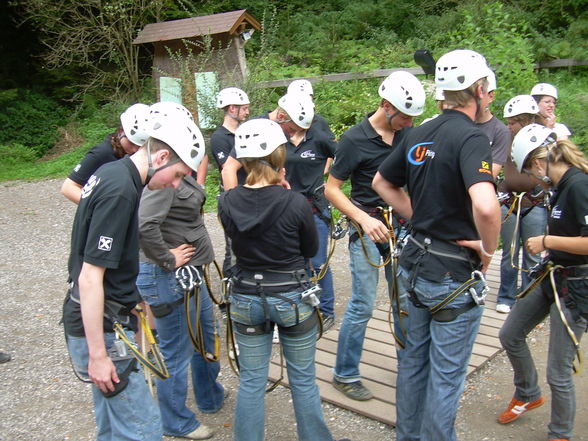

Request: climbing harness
left=176, top=265, right=221, bottom=362
left=223, top=267, right=322, bottom=393
left=65, top=285, right=169, bottom=385
left=517, top=261, right=585, bottom=374
left=203, top=259, right=226, bottom=306
left=406, top=234, right=488, bottom=323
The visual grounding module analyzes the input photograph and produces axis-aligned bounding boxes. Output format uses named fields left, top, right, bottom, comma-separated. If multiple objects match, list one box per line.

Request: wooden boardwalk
left=269, top=254, right=507, bottom=426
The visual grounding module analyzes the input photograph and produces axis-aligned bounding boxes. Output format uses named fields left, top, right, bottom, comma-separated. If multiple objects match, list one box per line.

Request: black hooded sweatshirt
left=218, top=185, right=318, bottom=272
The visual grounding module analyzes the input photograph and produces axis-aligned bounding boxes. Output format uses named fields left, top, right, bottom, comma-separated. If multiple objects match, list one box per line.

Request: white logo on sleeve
left=98, top=236, right=113, bottom=251
left=81, top=175, right=101, bottom=199
left=217, top=152, right=225, bottom=160
left=551, top=205, right=562, bottom=219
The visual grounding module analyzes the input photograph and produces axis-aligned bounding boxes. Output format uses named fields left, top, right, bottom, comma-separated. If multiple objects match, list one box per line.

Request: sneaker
left=0, top=352, right=10, bottom=364
left=272, top=327, right=280, bottom=344
left=497, top=396, right=545, bottom=424
left=182, top=424, right=214, bottom=439
left=496, top=304, right=511, bottom=314
left=322, top=315, right=335, bottom=332
left=332, top=378, right=373, bottom=401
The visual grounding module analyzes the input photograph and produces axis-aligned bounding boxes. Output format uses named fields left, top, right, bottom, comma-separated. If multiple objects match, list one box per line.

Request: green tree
left=14, top=0, right=169, bottom=101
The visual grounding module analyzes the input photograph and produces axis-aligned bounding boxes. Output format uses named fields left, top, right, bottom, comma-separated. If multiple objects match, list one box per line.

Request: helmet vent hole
left=260, top=142, right=267, bottom=150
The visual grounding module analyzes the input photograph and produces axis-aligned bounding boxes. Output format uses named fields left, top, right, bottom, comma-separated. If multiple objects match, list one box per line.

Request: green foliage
left=0, top=88, right=68, bottom=156
left=445, top=2, right=538, bottom=111
left=543, top=71, right=588, bottom=150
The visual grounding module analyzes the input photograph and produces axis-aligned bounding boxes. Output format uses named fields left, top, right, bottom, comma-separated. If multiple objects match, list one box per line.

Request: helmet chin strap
left=386, top=110, right=400, bottom=130
left=144, top=139, right=181, bottom=185
left=228, top=105, right=243, bottom=123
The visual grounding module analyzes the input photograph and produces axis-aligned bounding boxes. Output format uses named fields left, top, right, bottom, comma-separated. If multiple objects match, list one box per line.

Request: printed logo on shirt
left=81, top=175, right=101, bottom=199
left=478, top=161, right=492, bottom=175
left=217, top=152, right=225, bottom=160
left=98, top=236, right=113, bottom=251
left=300, top=150, right=317, bottom=160
left=551, top=205, right=562, bottom=219
left=74, top=163, right=81, bottom=172
left=407, top=142, right=435, bottom=166
left=585, top=215, right=588, bottom=225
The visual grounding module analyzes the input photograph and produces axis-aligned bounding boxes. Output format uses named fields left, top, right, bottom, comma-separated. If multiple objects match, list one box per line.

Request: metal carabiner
left=469, top=270, right=489, bottom=305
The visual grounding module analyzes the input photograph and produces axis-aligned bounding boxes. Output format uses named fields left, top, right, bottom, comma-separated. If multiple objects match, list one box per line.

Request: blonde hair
left=444, top=78, right=488, bottom=109
left=241, top=145, right=286, bottom=185
left=525, top=139, right=588, bottom=173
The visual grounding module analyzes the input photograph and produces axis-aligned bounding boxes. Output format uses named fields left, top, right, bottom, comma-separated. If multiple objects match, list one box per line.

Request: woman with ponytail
left=218, top=119, right=346, bottom=441
left=497, top=123, right=588, bottom=441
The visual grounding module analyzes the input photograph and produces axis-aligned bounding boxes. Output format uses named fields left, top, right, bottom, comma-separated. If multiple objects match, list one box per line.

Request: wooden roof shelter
left=133, top=10, right=261, bottom=126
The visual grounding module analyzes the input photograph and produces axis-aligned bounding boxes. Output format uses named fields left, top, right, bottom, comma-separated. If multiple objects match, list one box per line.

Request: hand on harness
left=456, top=239, right=494, bottom=273
left=358, top=214, right=389, bottom=244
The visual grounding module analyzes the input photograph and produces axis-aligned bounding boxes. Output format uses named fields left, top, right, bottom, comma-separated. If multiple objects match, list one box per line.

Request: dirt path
left=0, top=179, right=586, bottom=441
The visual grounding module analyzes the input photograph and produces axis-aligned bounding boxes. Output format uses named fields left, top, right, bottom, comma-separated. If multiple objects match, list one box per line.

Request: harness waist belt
left=408, top=232, right=471, bottom=263
left=559, top=264, right=588, bottom=278
left=233, top=269, right=309, bottom=287
left=350, top=199, right=382, bottom=217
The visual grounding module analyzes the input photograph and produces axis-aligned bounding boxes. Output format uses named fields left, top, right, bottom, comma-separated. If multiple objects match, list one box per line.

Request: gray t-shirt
left=476, top=115, right=510, bottom=166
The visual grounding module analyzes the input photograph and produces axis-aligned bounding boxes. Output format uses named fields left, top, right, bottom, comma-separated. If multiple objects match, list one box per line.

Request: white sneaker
left=272, top=327, right=280, bottom=344
left=182, top=424, right=214, bottom=439
left=496, top=304, right=511, bottom=314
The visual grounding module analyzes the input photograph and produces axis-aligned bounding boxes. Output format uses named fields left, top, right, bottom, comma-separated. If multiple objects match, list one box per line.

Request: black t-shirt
left=547, top=167, right=588, bottom=266
left=63, top=157, right=144, bottom=336
left=68, top=135, right=119, bottom=185
left=379, top=109, right=495, bottom=281
left=285, top=130, right=336, bottom=198
left=329, top=113, right=408, bottom=208
left=211, top=125, right=247, bottom=187
left=310, top=114, right=335, bottom=140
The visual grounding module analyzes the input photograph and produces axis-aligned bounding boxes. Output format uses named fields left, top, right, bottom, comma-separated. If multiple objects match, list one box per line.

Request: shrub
left=0, top=89, right=68, bottom=156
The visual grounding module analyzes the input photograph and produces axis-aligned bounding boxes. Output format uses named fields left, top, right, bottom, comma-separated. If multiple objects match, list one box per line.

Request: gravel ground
left=0, top=178, right=586, bottom=441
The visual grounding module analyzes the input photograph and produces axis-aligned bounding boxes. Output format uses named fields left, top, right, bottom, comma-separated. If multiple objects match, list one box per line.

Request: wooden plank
left=537, top=58, right=588, bottom=68
left=268, top=251, right=510, bottom=426
left=256, top=67, right=426, bottom=88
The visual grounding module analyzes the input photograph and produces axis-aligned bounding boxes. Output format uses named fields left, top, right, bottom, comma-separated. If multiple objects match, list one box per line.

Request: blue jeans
left=334, top=227, right=407, bottom=382
left=67, top=332, right=163, bottom=441
left=499, top=284, right=586, bottom=440
left=313, top=211, right=335, bottom=318
left=136, top=263, right=225, bottom=437
left=395, top=266, right=484, bottom=441
left=497, top=205, right=547, bottom=306
left=229, top=290, right=333, bottom=441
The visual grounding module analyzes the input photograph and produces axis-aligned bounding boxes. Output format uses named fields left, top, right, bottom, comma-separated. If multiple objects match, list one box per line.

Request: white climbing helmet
left=147, top=111, right=205, bottom=172
left=511, top=123, right=557, bottom=173
left=120, top=103, right=151, bottom=147
left=487, top=70, right=497, bottom=92
left=287, top=79, right=314, bottom=97
left=531, top=83, right=558, bottom=100
left=216, top=87, right=250, bottom=109
left=435, top=49, right=491, bottom=91
left=234, top=119, right=287, bottom=159
left=149, top=101, right=194, bottom=121
left=503, top=95, right=539, bottom=118
left=278, top=93, right=315, bottom=129
left=378, top=71, right=426, bottom=116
